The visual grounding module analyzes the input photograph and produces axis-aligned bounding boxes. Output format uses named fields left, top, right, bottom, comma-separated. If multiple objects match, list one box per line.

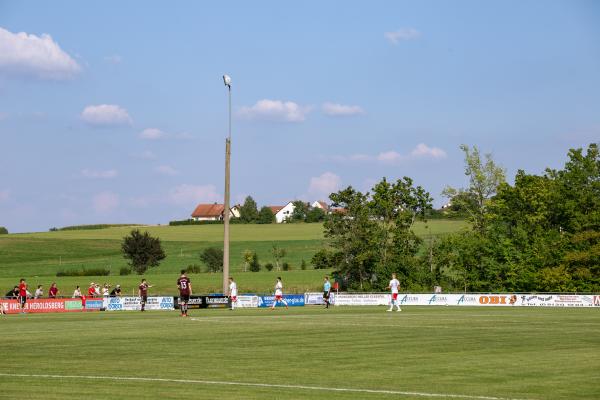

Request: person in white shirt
left=73, top=286, right=82, bottom=298
left=34, top=285, right=43, bottom=299
left=228, top=277, right=238, bottom=310
left=102, top=284, right=110, bottom=297
left=270, top=277, right=289, bottom=310
left=386, top=273, right=401, bottom=312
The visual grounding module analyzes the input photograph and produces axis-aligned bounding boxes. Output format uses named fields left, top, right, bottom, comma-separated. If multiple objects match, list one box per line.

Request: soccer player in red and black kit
left=18, top=278, right=28, bottom=314
left=177, top=270, right=192, bottom=317
left=138, top=279, right=152, bottom=312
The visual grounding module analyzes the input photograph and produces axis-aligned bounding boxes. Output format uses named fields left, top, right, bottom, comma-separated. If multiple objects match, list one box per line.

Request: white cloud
left=104, top=54, right=122, bottom=64
left=332, top=143, right=447, bottom=164
left=139, top=128, right=165, bottom=140
left=80, top=169, right=118, bottom=179
left=238, top=99, right=311, bottom=122
left=81, top=104, right=132, bottom=127
left=410, top=143, right=447, bottom=159
left=384, top=28, right=420, bottom=44
left=322, top=102, right=364, bottom=116
left=0, top=27, right=81, bottom=80
left=168, top=184, right=220, bottom=206
left=377, top=150, right=404, bottom=163
left=308, top=172, right=342, bottom=198
left=92, top=192, right=119, bottom=214
left=155, top=165, right=179, bottom=176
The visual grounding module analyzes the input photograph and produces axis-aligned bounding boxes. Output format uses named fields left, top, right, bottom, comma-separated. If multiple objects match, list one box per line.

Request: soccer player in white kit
left=387, top=273, right=401, bottom=312
left=270, top=277, right=289, bottom=310
left=228, top=277, right=238, bottom=310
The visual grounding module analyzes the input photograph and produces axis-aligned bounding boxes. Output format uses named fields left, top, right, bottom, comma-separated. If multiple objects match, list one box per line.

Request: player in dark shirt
left=138, top=279, right=152, bottom=312
left=177, top=270, right=192, bottom=317
left=110, top=285, right=122, bottom=297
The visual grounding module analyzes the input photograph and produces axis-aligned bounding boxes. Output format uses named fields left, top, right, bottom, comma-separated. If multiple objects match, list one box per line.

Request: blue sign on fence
left=258, top=294, right=305, bottom=308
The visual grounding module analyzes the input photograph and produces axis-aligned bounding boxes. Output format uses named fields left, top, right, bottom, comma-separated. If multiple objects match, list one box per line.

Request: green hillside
left=0, top=220, right=468, bottom=294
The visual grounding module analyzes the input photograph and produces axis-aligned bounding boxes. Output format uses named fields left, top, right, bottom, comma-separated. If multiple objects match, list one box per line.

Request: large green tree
left=239, top=196, right=259, bottom=223
left=442, top=145, right=506, bottom=232
left=324, top=177, right=432, bottom=290
left=121, top=229, right=166, bottom=274
left=257, top=206, right=275, bottom=224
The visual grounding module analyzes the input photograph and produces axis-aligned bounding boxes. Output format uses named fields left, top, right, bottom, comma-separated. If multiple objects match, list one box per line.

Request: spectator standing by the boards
left=48, top=283, right=59, bottom=298
left=323, top=276, right=331, bottom=309
left=34, top=285, right=43, bottom=299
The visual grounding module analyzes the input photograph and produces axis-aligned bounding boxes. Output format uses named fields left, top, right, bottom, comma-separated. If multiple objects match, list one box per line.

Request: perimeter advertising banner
left=0, top=298, right=85, bottom=314
left=321, top=293, right=600, bottom=307
left=103, top=296, right=174, bottom=311
left=258, top=294, right=305, bottom=308
left=236, top=295, right=259, bottom=308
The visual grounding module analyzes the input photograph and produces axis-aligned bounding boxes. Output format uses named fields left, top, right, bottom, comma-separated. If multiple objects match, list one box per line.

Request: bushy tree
left=121, top=229, right=166, bottom=274
left=0, top=226, right=8, bottom=234
left=257, top=206, right=275, bottom=224
left=442, top=145, right=506, bottom=233
left=305, top=207, right=326, bottom=223
left=271, top=244, right=286, bottom=270
left=239, top=196, right=259, bottom=223
left=290, top=201, right=309, bottom=222
left=200, top=247, right=224, bottom=272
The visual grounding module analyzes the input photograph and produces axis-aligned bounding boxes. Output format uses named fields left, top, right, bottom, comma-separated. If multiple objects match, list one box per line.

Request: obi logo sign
left=479, top=295, right=508, bottom=305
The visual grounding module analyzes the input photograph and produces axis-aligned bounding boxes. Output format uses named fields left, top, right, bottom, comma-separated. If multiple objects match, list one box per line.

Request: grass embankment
left=0, top=220, right=468, bottom=294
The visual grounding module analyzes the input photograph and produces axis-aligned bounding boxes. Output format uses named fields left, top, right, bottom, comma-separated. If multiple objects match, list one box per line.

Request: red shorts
left=275, top=295, right=282, bottom=300
left=392, top=293, right=398, bottom=301
left=230, top=296, right=237, bottom=302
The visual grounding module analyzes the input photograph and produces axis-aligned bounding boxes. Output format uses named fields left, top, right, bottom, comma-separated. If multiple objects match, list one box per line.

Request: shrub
left=282, top=262, right=291, bottom=271
left=300, top=259, right=307, bottom=270
left=186, top=264, right=203, bottom=274
left=119, top=267, right=131, bottom=276
left=264, top=263, right=274, bottom=271
left=0, top=226, right=7, bottom=235
left=249, top=253, right=261, bottom=272
left=56, top=267, right=110, bottom=277
left=200, top=247, right=224, bottom=272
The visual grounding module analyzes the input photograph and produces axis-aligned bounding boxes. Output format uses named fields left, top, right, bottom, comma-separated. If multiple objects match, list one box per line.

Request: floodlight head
left=223, top=74, right=231, bottom=87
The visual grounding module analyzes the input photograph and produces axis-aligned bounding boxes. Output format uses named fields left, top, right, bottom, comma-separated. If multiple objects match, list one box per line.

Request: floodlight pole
left=223, top=78, right=232, bottom=295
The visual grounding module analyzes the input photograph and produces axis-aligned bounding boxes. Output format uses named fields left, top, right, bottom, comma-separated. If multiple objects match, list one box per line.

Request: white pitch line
left=0, top=373, right=535, bottom=400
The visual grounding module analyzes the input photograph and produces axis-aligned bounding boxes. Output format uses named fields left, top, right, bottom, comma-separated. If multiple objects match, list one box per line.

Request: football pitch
left=1, top=306, right=598, bottom=399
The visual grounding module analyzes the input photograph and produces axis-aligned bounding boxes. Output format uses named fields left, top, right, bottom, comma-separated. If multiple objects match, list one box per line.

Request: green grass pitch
left=1, top=306, right=598, bottom=399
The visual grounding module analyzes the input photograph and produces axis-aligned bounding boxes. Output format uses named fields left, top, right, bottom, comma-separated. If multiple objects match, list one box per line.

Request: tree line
left=321, top=143, right=599, bottom=293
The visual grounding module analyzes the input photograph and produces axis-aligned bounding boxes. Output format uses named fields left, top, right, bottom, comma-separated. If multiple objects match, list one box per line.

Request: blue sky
left=0, top=1, right=599, bottom=232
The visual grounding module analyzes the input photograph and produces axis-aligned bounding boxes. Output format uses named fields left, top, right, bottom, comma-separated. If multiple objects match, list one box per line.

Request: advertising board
left=0, top=298, right=85, bottom=314
left=104, top=296, right=175, bottom=311
left=258, top=294, right=305, bottom=308
left=236, top=295, right=259, bottom=308
left=332, top=293, right=390, bottom=306
left=320, top=293, right=600, bottom=307
left=304, top=292, right=326, bottom=305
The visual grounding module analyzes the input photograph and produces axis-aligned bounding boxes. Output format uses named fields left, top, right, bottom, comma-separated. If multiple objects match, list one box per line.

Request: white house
left=273, top=201, right=295, bottom=223
left=311, top=200, right=329, bottom=213
left=191, top=203, right=241, bottom=221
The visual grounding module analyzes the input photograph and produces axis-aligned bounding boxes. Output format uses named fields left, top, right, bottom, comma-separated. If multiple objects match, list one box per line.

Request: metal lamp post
left=222, top=74, right=232, bottom=294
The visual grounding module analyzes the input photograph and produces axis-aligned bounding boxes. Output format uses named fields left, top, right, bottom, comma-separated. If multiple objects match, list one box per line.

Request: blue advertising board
left=84, top=298, right=105, bottom=310
left=258, top=294, right=305, bottom=308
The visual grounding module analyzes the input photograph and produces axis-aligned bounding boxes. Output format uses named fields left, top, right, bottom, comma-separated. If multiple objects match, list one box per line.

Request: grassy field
left=0, top=306, right=598, bottom=399
left=0, top=220, right=468, bottom=295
